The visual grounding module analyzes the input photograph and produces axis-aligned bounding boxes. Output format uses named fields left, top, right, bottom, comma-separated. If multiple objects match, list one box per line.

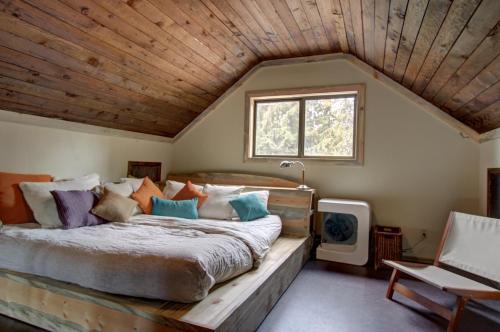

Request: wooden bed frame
left=0, top=172, right=315, bottom=332
left=167, top=172, right=315, bottom=237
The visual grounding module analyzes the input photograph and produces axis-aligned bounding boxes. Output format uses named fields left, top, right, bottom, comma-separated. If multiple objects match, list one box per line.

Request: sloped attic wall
left=0, top=110, right=173, bottom=182
left=172, top=58, right=479, bottom=260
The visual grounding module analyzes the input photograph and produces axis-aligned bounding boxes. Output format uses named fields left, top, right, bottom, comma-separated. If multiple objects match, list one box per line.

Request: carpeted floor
left=257, top=260, right=500, bottom=332
left=1, top=260, right=499, bottom=332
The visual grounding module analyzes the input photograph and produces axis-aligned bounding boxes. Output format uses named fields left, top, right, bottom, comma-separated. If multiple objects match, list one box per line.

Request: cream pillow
left=92, top=189, right=137, bottom=223
left=102, top=181, right=143, bottom=215
left=231, top=190, right=270, bottom=219
left=163, top=180, right=203, bottom=199
left=19, top=173, right=100, bottom=228
left=198, top=184, right=244, bottom=220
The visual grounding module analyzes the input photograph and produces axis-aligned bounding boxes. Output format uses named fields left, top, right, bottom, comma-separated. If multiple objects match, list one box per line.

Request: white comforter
left=0, top=215, right=282, bottom=303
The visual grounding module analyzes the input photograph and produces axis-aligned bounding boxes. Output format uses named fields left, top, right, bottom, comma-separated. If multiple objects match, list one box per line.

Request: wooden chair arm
left=444, top=288, right=500, bottom=299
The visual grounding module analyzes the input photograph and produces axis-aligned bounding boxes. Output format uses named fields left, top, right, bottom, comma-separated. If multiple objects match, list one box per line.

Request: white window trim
left=244, top=84, right=365, bottom=165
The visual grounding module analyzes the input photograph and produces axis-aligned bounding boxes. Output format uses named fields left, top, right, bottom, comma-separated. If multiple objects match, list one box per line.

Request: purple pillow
left=50, top=190, right=107, bottom=229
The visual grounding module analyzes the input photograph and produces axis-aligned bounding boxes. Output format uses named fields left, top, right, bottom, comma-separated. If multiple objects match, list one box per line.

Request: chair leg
left=386, top=269, right=401, bottom=300
left=447, top=296, right=468, bottom=332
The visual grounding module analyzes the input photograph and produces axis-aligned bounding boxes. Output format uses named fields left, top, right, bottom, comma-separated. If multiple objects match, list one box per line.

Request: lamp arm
left=292, top=161, right=306, bottom=188
left=280, top=160, right=310, bottom=190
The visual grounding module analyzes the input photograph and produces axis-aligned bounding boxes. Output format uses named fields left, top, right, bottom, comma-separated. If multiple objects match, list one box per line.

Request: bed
left=0, top=215, right=282, bottom=303
left=0, top=172, right=315, bottom=331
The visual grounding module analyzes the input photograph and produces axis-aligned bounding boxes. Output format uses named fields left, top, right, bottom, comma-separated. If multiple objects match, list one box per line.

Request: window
left=245, top=85, right=365, bottom=164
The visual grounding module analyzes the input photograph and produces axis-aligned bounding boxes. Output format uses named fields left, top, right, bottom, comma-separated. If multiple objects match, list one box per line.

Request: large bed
left=0, top=215, right=282, bottom=303
left=0, top=172, right=315, bottom=332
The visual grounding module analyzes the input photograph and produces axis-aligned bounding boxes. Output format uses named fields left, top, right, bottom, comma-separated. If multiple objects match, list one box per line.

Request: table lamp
left=279, top=160, right=310, bottom=191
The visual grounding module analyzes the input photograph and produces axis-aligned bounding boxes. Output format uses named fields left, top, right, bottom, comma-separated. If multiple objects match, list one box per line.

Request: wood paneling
left=0, top=0, right=499, bottom=135
left=373, top=0, right=390, bottom=71
left=392, top=0, right=428, bottom=81
left=383, top=0, right=408, bottom=75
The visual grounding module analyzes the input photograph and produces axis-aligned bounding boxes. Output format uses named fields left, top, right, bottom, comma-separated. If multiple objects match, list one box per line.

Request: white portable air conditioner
left=316, top=199, right=371, bottom=265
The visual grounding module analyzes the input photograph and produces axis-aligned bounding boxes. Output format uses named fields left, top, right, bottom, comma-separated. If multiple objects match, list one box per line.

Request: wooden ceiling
left=0, top=0, right=499, bottom=137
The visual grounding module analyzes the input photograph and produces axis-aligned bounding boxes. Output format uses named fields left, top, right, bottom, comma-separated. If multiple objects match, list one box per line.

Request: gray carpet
left=1, top=260, right=499, bottom=332
left=257, top=260, right=500, bottom=332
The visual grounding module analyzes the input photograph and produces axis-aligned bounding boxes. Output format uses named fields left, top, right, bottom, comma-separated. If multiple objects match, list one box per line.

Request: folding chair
left=384, top=212, right=500, bottom=332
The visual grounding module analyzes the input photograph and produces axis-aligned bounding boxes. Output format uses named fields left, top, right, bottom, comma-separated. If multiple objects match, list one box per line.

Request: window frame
left=245, top=84, right=365, bottom=165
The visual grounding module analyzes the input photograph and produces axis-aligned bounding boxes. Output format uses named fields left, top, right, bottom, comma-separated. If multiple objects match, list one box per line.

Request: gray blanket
left=0, top=215, right=282, bottom=303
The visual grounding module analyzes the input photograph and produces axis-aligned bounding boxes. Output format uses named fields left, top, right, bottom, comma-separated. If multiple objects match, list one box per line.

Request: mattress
left=0, top=215, right=282, bottom=303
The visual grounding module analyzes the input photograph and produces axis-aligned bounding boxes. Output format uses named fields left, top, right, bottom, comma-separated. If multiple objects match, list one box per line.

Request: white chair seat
left=384, top=260, right=499, bottom=293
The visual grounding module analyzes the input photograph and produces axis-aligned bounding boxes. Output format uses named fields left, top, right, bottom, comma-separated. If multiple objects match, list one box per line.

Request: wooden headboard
left=167, top=172, right=315, bottom=237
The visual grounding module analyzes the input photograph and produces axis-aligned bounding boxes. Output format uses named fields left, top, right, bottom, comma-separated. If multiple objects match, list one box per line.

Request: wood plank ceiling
left=0, top=0, right=499, bottom=137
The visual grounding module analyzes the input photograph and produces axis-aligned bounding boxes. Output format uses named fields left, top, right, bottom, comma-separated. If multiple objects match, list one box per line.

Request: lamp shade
left=280, top=160, right=293, bottom=168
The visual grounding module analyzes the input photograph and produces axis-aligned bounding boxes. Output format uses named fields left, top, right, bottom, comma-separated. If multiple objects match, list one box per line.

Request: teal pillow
left=152, top=197, right=198, bottom=219
left=229, top=194, right=269, bottom=221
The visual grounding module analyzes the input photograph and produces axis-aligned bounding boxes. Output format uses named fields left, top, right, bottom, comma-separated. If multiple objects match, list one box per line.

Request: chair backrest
left=436, top=212, right=500, bottom=283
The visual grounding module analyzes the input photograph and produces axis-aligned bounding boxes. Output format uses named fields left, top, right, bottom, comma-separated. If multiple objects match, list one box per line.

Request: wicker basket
left=374, top=226, right=402, bottom=270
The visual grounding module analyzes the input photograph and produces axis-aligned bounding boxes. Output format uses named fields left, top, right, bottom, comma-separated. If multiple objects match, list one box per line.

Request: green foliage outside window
left=304, top=97, right=354, bottom=157
left=255, top=101, right=300, bottom=156
left=254, top=95, right=356, bottom=158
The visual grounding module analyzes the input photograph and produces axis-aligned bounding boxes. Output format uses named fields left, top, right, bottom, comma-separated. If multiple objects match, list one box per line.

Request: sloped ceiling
left=0, top=0, right=498, bottom=137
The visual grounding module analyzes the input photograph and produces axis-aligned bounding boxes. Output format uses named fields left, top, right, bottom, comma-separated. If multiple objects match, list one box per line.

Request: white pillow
left=198, top=184, right=244, bottom=220
left=120, top=177, right=144, bottom=192
left=103, top=182, right=134, bottom=197
left=231, top=190, right=270, bottom=219
left=163, top=180, right=203, bottom=199
left=19, top=173, right=100, bottom=228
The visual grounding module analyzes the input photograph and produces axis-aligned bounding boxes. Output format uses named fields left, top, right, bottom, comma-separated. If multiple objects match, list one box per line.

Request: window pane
left=255, top=101, right=300, bottom=156
left=304, top=96, right=355, bottom=157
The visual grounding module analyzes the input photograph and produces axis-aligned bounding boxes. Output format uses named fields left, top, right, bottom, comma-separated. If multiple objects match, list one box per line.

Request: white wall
left=479, top=137, right=500, bottom=214
left=172, top=59, right=479, bottom=259
left=0, top=112, right=172, bottom=182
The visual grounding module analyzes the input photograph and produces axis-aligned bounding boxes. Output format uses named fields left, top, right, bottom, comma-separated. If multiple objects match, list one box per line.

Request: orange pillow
left=0, top=171, right=52, bottom=224
left=131, top=177, right=163, bottom=214
left=173, top=181, right=208, bottom=208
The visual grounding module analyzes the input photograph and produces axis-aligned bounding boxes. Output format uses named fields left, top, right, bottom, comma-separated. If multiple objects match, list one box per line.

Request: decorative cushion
left=172, top=181, right=208, bottom=208
left=120, top=177, right=144, bottom=192
left=51, top=190, right=106, bottom=229
left=130, top=177, right=163, bottom=214
left=19, top=173, right=100, bottom=228
left=103, top=182, right=134, bottom=197
left=91, top=188, right=137, bottom=223
left=230, top=194, right=269, bottom=221
left=0, top=172, right=52, bottom=224
left=152, top=197, right=198, bottom=220
left=198, top=184, right=243, bottom=220
left=163, top=180, right=203, bottom=199
left=231, top=191, right=270, bottom=219
left=106, top=181, right=144, bottom=215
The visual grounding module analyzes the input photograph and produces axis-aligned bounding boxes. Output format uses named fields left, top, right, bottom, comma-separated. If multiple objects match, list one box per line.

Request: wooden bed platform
left=0, top=236, right=310, bottom=332
left=0, top=172, right=315, bottom=332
